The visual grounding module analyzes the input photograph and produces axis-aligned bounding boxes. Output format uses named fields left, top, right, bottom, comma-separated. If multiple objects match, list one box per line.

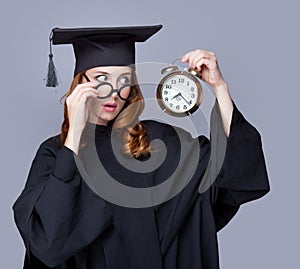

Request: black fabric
left=51, top=25, right=162, bottom=76
left=13, top=100, right=270, bottom=269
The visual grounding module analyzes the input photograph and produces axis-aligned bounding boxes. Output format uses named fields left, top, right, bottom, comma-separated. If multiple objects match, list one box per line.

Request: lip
left=103, top=102, right=117, bottom=112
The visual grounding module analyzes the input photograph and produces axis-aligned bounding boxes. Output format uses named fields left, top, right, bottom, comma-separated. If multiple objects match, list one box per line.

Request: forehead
left=87, top=66, right=132, bottom=75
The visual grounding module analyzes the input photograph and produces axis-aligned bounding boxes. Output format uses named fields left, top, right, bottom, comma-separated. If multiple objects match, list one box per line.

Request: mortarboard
left=46, top=24, right=163, bottom=87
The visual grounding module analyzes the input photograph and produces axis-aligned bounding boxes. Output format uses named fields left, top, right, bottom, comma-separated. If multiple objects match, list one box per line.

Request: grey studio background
left=1, top=0, right=299, bottom=268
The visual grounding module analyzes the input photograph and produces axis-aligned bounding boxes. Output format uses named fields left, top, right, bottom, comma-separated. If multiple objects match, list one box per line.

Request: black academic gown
left=12, top=101, right=270, bottom=269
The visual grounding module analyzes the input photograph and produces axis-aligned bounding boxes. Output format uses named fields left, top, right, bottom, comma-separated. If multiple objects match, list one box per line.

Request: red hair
left=60, top=69, right=151, bottom=159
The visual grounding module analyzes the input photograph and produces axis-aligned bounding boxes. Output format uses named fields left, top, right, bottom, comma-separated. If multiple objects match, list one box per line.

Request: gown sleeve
left=12, top=136, right=113, bottom=268
left=209, top=100, right=270, bottom=232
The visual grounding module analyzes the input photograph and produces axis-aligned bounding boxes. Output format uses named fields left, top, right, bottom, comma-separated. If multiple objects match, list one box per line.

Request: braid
left=122, top=122, right=151, bottom=159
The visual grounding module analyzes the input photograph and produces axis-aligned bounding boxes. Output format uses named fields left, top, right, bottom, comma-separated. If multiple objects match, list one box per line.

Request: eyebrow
left=93, top=71, right=108, bottom=75
left=93, top=71, right=132, bottom=76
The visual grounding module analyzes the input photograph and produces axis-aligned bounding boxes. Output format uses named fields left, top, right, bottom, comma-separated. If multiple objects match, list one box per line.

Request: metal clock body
left=156, top=65, right=203, bottom=117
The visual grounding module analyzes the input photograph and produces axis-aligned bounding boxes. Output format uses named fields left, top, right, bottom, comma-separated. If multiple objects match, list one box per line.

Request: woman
left=13, top=25, right=270, bottom=269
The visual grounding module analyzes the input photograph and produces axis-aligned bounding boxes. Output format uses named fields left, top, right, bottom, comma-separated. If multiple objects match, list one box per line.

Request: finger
left=76, top=92, right=97, bottom=118
left=182, top=49, right=212, bottom=62
left=73, top=88, right=98, bottom=106
left=196, top=56, right=218, bottom=70
left=207, top=51, right=216, bottom=57
left=67, top=82, right=98, bottom=102
left=190, top=53, right=210, bottom=69
left=68, top=90, right=98, bottom=122
left=182, top=50, right=201, bottom=63
left=67, top=87, right=98, bottom=108
left=182, top=50, right=196, bottom=62
left=183, top=50, right=212, bottom=69
left=195, top=58, right=217, bottom=71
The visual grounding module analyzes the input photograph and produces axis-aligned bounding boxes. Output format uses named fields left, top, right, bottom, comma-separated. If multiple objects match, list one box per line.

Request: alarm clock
left=156, top=59, right=203, bottom=117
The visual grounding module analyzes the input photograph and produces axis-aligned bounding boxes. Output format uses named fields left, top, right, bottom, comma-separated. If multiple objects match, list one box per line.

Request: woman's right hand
left=64, top=82, right=98, bottom=154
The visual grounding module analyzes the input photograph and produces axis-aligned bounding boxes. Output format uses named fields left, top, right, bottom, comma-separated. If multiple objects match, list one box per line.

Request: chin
left=98, top=111, right=118, bottom=122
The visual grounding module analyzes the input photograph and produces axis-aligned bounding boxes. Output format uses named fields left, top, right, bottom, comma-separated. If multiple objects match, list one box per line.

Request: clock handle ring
left=171, top=57, right=182, bottom=65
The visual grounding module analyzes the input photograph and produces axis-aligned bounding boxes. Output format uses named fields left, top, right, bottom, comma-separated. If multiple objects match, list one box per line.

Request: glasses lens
left=119, top=84, right=132, bottom=100
left=96, top=83, right=113, bottom=99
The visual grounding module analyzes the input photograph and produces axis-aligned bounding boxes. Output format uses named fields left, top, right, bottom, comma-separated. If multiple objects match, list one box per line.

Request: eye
left=95, top=75, right=108, bottom=82
left=118, top=76, right=131, bottom=85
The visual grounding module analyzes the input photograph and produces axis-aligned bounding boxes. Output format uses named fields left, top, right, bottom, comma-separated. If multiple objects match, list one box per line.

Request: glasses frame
left=83, top=73, right=138, bottom=101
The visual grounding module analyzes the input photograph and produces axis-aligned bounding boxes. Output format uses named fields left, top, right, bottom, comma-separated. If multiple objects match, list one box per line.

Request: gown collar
left=85, top=121, right=110, bottom=137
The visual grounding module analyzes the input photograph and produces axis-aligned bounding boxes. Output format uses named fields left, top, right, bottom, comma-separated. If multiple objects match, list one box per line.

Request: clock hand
left=171, top=93, right=180, bottom=100
left=178, top=93, right=190, bottom=105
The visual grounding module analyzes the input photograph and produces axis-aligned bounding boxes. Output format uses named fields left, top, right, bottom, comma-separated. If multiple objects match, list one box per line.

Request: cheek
left=124, top=88, right=131, bottom=98
left=118, top=87, right=132, bottom=101
left=89, top=98, right=104, bottom=110
left=117, top=100, right=127, bottom=111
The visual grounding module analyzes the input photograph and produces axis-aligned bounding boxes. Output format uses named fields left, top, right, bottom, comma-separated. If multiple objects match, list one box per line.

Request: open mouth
left=103, top=103, right=117, bottom=112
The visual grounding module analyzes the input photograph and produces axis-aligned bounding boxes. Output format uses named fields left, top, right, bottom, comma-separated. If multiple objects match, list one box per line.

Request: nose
left=111, top=91, right=118, bottom=99
left=111, top=81, right=118, bottom=89
left=107, top=79, right=119, bottom=99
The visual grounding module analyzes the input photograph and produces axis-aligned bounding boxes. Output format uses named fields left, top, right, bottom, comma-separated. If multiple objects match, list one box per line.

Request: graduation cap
left=46, top=24, right=163, bottom=87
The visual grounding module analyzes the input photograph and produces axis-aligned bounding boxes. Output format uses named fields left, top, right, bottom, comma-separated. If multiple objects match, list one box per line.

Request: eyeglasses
left=83, top=73, right=138, bottom=101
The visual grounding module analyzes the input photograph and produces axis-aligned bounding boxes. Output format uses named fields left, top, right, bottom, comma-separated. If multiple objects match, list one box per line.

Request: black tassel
left=46, top=53, right=58, bottom=87
left=46, top=31, right=59, bottom=87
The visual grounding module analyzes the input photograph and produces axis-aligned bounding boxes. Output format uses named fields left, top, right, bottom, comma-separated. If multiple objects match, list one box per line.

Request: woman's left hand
left=181, top=49, right=226, bottom=89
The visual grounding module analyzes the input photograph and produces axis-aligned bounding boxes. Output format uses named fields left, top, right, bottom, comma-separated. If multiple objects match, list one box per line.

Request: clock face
left=157, top=71, right=203, bottom=116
